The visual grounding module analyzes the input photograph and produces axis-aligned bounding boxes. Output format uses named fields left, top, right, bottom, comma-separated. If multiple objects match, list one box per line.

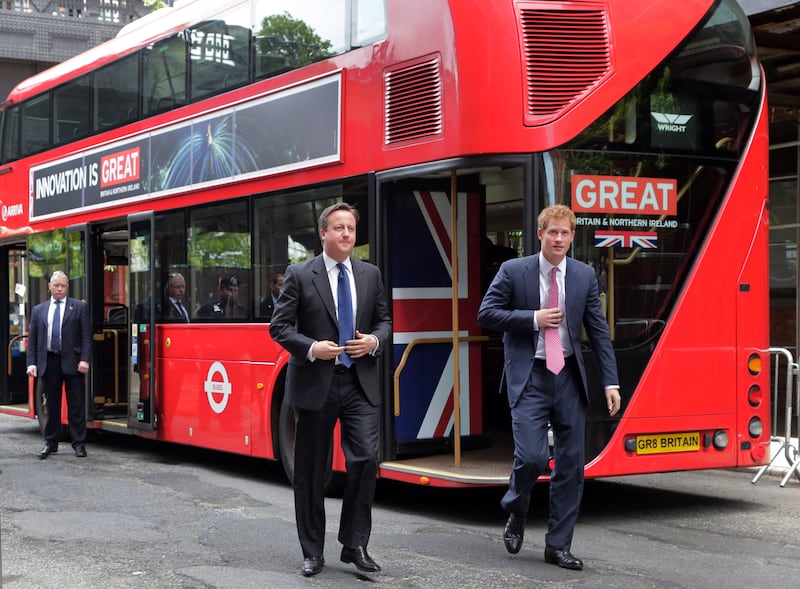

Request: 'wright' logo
left=651, top=112, right=693, bottom=133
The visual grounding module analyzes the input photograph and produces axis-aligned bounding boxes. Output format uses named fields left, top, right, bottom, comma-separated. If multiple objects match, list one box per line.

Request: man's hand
left=311, top=340, right=345, bottom=361
left=343, top=331, right=379, bottom=359
left=606, top=387, right=621, bottom=416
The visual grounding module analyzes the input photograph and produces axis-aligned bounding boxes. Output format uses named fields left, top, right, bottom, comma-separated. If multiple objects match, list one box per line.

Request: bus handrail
left=393, top=335, right=489, bottom=418
left=751, top=347, right=800, bottom=486
left=7, top=333, right=27, bottom=376
left=93, top=328, right=124, bottom=405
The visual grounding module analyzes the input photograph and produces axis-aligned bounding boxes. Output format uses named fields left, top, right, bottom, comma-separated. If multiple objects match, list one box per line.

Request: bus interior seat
left=107, top=306, right=128, bottom=324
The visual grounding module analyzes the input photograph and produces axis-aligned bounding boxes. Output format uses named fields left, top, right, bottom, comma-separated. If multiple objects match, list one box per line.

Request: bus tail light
left=747, top=353, right=762, bottom=375
left=747, top=385, right=762, bottom=407
left=750, top=443, right=766, bottom=462
left=748, top=417, right=763, bottom=438
left=712, top=430, right=729, bottom=451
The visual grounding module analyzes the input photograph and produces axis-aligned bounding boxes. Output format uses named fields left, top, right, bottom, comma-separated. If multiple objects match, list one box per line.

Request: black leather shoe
left=38, top=444, right=57, bottom=459
left=301, top=556, right=324, bottom=577
left=544, top=545, right=583, bottom=570
left=74, top=445, right=87, bottom=458
left=341, top=546, right=381, bottom=573
left=503, top=513, right=525, bottom=554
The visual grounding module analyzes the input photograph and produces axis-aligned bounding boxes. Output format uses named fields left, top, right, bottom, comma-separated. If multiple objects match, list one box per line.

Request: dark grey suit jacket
left=26, top=296, right=92, bottom=376
left=478, top=255, right=618, bottom=407
left=269, top=255, right=392, bottom=411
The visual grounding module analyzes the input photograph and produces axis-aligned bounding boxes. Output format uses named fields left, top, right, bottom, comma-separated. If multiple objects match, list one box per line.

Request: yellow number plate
left=635, top=432, right=701, bottom=455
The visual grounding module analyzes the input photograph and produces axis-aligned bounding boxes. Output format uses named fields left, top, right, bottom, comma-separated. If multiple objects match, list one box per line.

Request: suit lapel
left=311, top=256, right=337, bottom=324
left=352, top=260, right=367, bottom=326
left=564, top=258, right=580, bottom=340
left=525, top=256, right=541, bottom=311
left=60, top=297, right=73, bottom=325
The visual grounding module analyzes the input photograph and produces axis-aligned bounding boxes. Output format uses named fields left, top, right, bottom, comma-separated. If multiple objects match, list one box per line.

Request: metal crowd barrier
left=752, top=347, right=800, bottom=486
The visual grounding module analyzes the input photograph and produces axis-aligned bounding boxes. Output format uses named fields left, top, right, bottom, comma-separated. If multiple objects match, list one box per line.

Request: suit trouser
left=42, top=352, right=86, bottom=447
left=501, top=356, right=586, bottom=550
left=292, top=369, right=379, bottom=557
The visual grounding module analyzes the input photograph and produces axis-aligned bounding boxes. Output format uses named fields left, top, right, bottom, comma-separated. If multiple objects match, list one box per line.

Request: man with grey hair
left=26, top=271, right=92, bottom=459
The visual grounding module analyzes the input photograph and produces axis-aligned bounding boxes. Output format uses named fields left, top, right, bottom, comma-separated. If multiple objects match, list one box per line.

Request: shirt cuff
left=307, top=342, right=318, bottom=362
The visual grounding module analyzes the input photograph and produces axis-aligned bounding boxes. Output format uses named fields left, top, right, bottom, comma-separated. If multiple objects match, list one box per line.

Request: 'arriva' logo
left=651, top=112, right=693, bottom=133
left=1, top=201, right=24, bottom=222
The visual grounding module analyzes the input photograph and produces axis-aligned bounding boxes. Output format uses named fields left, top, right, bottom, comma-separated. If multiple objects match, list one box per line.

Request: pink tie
left=545, top=267, right=565, bottom=374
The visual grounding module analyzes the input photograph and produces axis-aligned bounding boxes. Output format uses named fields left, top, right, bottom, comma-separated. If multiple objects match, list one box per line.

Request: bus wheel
left=277, top=398, right=338, bottom=494
left=277, top=399, right=298, bottom=483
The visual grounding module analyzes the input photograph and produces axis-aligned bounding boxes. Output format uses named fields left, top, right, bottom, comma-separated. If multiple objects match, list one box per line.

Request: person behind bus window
left=478, top=205, right=621, bottom=571
left=160, top=272, right=190, bottom=322
left=26, top=270, right=92, bottom=459
left=260, top=272, right=284, bottom=321
left=196, top=276, right=247, bottom=319
left=269, top=202, right=392, bottom=578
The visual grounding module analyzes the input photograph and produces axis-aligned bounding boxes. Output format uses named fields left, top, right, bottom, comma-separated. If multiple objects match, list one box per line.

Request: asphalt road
left=1, top=412, right=799, bottom=588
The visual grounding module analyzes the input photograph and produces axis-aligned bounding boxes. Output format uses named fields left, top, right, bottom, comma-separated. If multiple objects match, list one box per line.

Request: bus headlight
left=712, top=430, right=729, bottom=451
left=748, top=417, right=763, bottom=438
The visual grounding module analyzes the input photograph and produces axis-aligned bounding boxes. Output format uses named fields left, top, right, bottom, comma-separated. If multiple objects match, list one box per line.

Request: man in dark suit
left=26, top=271, right=92, bottom=459
left=478, top=205, right=620, bottom=571
left=270, top=202, right=391, bottom=578
left=260, top=272, right=284, bottom=321
left=160, top=272, right=190, bottom=322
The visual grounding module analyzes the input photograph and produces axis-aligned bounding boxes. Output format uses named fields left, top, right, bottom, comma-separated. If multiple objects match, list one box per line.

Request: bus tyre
left=277, top=398, right=342, bottom=495
left=277, top=399, right=298, bottom=484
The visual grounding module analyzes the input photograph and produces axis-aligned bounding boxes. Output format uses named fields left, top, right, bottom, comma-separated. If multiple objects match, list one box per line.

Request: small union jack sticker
left=594, top=230, right=658, bottom=249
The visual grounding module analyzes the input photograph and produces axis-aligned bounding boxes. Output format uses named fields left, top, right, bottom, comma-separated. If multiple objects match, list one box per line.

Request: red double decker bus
left=0, top=0, right=770, bottom=487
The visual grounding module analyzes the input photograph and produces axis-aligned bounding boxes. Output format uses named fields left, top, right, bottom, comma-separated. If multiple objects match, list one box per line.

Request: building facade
left=0, top=0, right=151, bottom=100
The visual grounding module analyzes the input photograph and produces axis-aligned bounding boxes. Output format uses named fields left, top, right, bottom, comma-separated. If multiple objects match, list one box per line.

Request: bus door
left=0, top=243, right=28, bottom=405
left=65, top=224, right=94, bottom=422
left=89, top=223, right=131, bottom=423
left=382, top=180, right=487, bottom=459
left=127, top=213, right=156, bottom=431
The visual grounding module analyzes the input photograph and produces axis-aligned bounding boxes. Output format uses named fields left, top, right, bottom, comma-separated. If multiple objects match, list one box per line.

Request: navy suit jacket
left=27, top=296, right=92, bottom=376
left=269, top=255, right=392, bottom=411
left=160, top=298, right=190, bottom=322
left=478, top=255, right=618, bottom=408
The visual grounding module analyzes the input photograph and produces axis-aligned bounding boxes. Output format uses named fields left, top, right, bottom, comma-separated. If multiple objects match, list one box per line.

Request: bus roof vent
left=518, top=5, right=612, bottom=125
left=384, top=55, right=443, bottom=145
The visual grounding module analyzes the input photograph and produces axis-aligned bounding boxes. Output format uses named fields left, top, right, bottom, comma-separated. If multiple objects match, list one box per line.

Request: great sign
left=572, top=174, right=677, bottom=215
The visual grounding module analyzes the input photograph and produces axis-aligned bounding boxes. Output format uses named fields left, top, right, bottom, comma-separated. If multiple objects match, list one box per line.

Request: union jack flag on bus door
left=387, top=187, right=484, bottom=445
left=594, top=230, right=658, bottom=249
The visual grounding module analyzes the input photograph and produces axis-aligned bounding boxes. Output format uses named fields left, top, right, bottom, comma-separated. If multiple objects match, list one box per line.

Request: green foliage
left=188, top=229, right=251, bottom=269
left=257, top=11, right=333, bottom=70
left=27, top=229, right=66, bottom=279
left=142, top=0, right=169, bottom=10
